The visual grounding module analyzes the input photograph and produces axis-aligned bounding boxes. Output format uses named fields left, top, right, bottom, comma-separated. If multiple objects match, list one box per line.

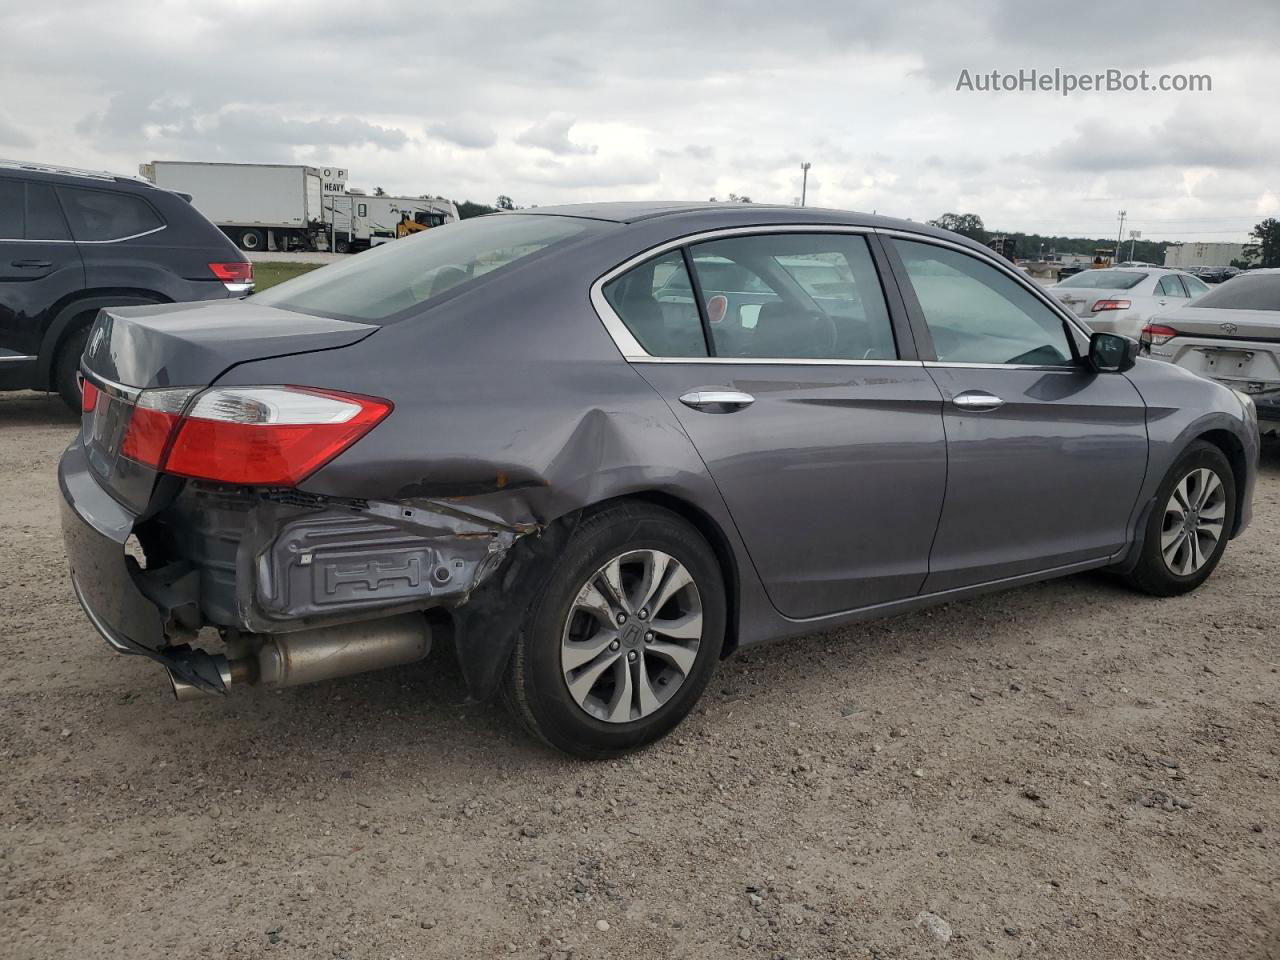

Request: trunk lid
left=1049, top=287, right=1125, bottom=319
left=80, top=299, right=377, bottom=514
left=1152, top=305, right=1280, bottom=342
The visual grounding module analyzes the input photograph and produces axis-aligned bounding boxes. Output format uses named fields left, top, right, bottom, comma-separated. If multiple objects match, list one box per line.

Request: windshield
left=255, top=214, right=605, bottom=323
left=1056, top=270, right=1147, bottom=290
left=1191, top=274, right=1280, bottom=311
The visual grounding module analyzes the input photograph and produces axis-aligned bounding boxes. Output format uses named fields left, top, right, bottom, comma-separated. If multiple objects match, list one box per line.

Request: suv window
left=688, top=233, right=896, bottom=360
left=27, top=184, right=70, bottom=241
left=1156, top=275, right=1187, bottom=298
left=0, top=180, right=21, bottom=239
left=603, top=250, right=707, bottom=357
left=57, top=186, right=163, bottom=241
left=893, top=239, right=1074, bottom=366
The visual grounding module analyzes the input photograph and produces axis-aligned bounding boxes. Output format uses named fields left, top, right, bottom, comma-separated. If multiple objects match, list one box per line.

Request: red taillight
left=118, top=388, right=197, bottom=467
left=209, top=261, right=254, bottom=293
left=80, top=379, right=99, bottom=413
left=1092, top=299, right=1131, bottom=312
left=208, top=261, right=253, bottom=282
left=161, top=386, right=391, bottom=486
left=1141, top=323, right=1178, bottom=346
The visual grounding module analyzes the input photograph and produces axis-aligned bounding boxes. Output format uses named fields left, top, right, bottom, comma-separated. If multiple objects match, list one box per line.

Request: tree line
left=928, top=212, right=1280, bottom=268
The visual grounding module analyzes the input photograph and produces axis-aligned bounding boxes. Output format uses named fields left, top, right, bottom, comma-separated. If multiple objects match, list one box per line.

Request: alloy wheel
left=1160, top=467, right=1227, bottom=576
left=560, top=549, right=703, bottom=724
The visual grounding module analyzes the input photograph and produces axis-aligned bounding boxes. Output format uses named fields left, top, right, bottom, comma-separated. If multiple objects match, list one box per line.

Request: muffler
left=166, top=613, right=432, bottom=700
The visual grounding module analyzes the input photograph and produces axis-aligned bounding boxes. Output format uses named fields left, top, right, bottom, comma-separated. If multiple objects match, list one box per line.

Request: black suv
left=1, top=160, right=252, bottom=408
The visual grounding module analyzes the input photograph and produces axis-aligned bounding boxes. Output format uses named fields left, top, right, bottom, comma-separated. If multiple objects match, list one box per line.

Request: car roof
left=510, top=200, right=932, bottom=231
left=0, top=157, right=155, bottom=189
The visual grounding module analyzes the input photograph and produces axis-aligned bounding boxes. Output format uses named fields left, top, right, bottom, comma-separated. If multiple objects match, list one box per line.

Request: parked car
left=0, top=159, right=251, bottom=409
left=1048, top=267, right=1210, bottom=338
left=1193, top=265, right=1242, bottom=284
left=60, top=203, right=1257, bottom=757
left=1143, top=268, right=1280, bottom=435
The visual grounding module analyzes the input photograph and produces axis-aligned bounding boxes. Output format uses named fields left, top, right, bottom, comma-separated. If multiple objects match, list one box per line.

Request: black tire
left=1122, top=441, right=1236, bottom=596
left=238, top=229, right=265, bottom=252
left=501, top=502, right=726, bottom=759
left=54, top=327, right=89, bottom=411
left=334, top=238, right=351, bottom=254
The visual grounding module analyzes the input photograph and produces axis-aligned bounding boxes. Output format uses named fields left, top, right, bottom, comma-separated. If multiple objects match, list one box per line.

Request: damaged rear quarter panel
left=203, top=236, right=773, bottom=691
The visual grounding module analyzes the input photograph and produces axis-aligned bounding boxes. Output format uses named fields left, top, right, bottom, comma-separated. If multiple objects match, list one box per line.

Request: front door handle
left=10, top=259, right=52, bottom=269
left=952, top=391, right=1004, bottom=411
left=679, top=389, right=755, bottom=411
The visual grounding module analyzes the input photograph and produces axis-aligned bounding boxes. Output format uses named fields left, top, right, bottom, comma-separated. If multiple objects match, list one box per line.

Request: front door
left=886, top=236, right=1148, bottom=592
left=599, top=230, right=948, bottom=619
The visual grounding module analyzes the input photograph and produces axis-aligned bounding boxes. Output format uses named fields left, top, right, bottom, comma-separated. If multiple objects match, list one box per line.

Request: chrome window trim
left=0, top=354, right=37, bottom=362
left=589, top=223, right=891, bottom=365
left=0, top=225, right=167, bottom=245
left=629, top=355, right=925, bottom=367
left=923, top=361, right=1080, bottom=372
left=875, top=228, right=1096, bottom=342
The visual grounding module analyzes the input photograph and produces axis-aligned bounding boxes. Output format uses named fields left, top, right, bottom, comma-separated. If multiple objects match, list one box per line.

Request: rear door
left=885, top=235, right=1148, bottom=592
left=0, top=178, right=83, bottom=365
left=600, top=228, right=948, bottom=619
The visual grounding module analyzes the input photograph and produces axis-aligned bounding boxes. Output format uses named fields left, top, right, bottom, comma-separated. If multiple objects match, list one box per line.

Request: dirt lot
left=1, top=389, right=1277, bottom=960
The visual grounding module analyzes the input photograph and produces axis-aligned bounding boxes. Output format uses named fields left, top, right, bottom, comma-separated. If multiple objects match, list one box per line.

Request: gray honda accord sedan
left=60, top=202, right=1258, bottom=757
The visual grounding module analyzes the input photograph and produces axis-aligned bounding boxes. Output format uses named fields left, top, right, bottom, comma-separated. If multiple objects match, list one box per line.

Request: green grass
left=252, top=261, right=324, bottom=292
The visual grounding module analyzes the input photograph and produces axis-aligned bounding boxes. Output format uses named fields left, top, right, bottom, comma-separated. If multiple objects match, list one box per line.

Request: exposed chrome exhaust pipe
left=166, top=613, right=432, bottom=700
left=169, top=655, right=233, bottom=702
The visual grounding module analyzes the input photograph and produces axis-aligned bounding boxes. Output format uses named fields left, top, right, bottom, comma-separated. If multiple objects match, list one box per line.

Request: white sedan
left=1049, top=268, right=1210, bottom=339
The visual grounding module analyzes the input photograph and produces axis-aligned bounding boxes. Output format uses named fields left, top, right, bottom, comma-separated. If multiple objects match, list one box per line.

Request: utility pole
left=1115, top=209, right=1127, bottom=262
left=800, top=162, right=811, bottom=207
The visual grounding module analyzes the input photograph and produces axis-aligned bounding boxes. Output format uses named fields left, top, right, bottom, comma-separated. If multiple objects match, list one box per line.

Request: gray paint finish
left=59, top=202, right=1260, bottom=700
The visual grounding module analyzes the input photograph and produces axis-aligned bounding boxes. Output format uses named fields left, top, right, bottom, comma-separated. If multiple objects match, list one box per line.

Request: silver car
left=1144, top=268, right=1280, bottom=435
left=1050, top=267, right=1210, bottom=338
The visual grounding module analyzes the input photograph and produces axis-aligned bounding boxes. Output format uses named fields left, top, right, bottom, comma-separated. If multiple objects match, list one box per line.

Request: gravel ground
left=1, top=389, right=1277, bottom=960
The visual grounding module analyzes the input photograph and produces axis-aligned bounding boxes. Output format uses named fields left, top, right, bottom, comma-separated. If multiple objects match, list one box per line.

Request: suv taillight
left=209, top=261, right=254, bottom=293
left=118, top=385, right=391, bottom=486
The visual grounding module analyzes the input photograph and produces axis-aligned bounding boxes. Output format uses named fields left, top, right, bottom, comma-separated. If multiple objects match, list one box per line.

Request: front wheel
left=502, top=503, right=725, bottom=758
left=1122, top=441, right=1235, bottom=596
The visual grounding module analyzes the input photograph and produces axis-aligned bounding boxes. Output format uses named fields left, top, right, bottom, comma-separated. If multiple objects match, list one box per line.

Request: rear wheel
left=54, top=327, right=89, bottom=411
left=502, top=503, right=725, bottom=758
left=237, top=228, right=265, bottom=251
left=1122, top=441, right=1235, bottom=596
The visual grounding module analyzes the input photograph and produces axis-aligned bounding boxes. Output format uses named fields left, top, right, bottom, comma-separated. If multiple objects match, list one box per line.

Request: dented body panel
left=59, top=202, right=1260, bottom=705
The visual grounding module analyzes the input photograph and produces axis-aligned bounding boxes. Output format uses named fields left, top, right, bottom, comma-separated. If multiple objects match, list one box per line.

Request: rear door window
left=687, top=233, right=897, bottom=360
left=26, top=184, right=70, bottom=241
left=603, top=250, right=707, bottom=357
left=0, top=180, right=22, bottom=239
left=57, top=187, right=164, bottom=241
left=1156, top=275, right=1187, bottom=298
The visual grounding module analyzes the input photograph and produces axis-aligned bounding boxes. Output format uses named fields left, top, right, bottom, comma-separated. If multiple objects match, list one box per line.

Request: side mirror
left=1088, top=332, right=1139, bottom=373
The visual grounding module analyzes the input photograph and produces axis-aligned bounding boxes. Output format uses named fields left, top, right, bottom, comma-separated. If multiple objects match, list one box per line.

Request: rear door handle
left=952, top=391, right=1004, bottom=411
left=679, top=389, right=755, bottom=411
left=10, top=259, right=52, bottom=269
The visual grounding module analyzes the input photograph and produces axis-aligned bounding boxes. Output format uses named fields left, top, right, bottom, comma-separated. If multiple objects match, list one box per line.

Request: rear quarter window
left=57, top=186, right=164, bottom=241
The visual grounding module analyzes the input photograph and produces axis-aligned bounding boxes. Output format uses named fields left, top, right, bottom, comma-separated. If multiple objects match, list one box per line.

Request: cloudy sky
left=2, top=0, right=1277, bottom=242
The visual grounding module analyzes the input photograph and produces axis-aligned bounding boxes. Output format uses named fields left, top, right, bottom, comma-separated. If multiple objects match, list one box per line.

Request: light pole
left=1115, top=209, right=1127, bottom=262
left=800, top=162, right=811, bottom=207
left=1128, top=229, right=1141, bottom=262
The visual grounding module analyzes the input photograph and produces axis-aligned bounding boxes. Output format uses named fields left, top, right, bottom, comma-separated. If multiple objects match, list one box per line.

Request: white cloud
left=0, top=0, right=1276, bottom=240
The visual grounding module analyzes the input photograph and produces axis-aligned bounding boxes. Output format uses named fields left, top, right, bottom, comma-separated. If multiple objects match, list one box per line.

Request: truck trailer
left=140, top=161, right=346, bottom=252
left=324, top=194, right=460, bottom=253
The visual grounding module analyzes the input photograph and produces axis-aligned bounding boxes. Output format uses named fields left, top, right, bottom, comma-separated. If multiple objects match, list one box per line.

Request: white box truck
left=140, top=161, right=346, bottom=252
left=324, top=194, right=460, bottom=253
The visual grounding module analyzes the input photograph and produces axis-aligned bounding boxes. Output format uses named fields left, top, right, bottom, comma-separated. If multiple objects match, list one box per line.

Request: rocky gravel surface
left=1, top=389, right=1277, bottom=959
